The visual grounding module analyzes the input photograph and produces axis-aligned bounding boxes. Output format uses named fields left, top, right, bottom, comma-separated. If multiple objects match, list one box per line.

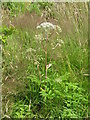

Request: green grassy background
left=1, top=2, right=88, bottom=119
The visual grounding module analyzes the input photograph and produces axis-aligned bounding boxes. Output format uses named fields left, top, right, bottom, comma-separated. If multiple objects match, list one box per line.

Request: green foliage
left=26, top=3, right=41, bottom=15
left=1, top=2, right=50, bottom=17
left=38, top=2, right=53, bottom=9
left=2, top=2, right=25, bottom=17
left=11, top=100, right=36, bottom=118
left=2, top=27, right=88, bottom=118
left=10, top=73, right=88, bottom=118
left=2, top=2, right=54, bottom=18
left=0, top=26, right=15, bottom=43
left=2, top=2, right=88, bottom=119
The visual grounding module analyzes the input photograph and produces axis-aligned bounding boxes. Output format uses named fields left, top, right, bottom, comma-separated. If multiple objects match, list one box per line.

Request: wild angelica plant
left=36, top=22, right=62, bottom=79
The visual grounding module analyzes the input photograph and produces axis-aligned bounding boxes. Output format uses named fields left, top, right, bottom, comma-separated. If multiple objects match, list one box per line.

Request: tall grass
left=2, top=2, right=88, bottom=118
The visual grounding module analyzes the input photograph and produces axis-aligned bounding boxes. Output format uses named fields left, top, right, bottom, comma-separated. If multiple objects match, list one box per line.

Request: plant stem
left=45, top=42, right=47, bottom=79
left=45, top=34, right=48, bottom=79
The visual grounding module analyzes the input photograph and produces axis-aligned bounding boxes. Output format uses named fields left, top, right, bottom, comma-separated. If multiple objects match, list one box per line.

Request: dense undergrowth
left=1, top=2, right=88, bottom=119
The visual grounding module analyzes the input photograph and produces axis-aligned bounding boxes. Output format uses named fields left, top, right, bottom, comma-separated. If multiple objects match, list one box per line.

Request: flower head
left=36, top=22, right=62, bottom=41
left=37, top=22, right=56, bottom=30
left=36, top=22, right=62, bottom=33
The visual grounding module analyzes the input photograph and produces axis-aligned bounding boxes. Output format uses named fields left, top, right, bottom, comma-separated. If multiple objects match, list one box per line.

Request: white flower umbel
left=37, top=22, right=56, bottom=30
left=36, top=21, right=62, bottom=79
left=36, top=22, right=62, bottom=33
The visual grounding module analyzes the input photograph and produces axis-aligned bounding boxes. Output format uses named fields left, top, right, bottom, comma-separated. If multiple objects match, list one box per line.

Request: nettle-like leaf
left=39, top=90, right=48, bottom=97
left=27, top=75, right=41, bottom=86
